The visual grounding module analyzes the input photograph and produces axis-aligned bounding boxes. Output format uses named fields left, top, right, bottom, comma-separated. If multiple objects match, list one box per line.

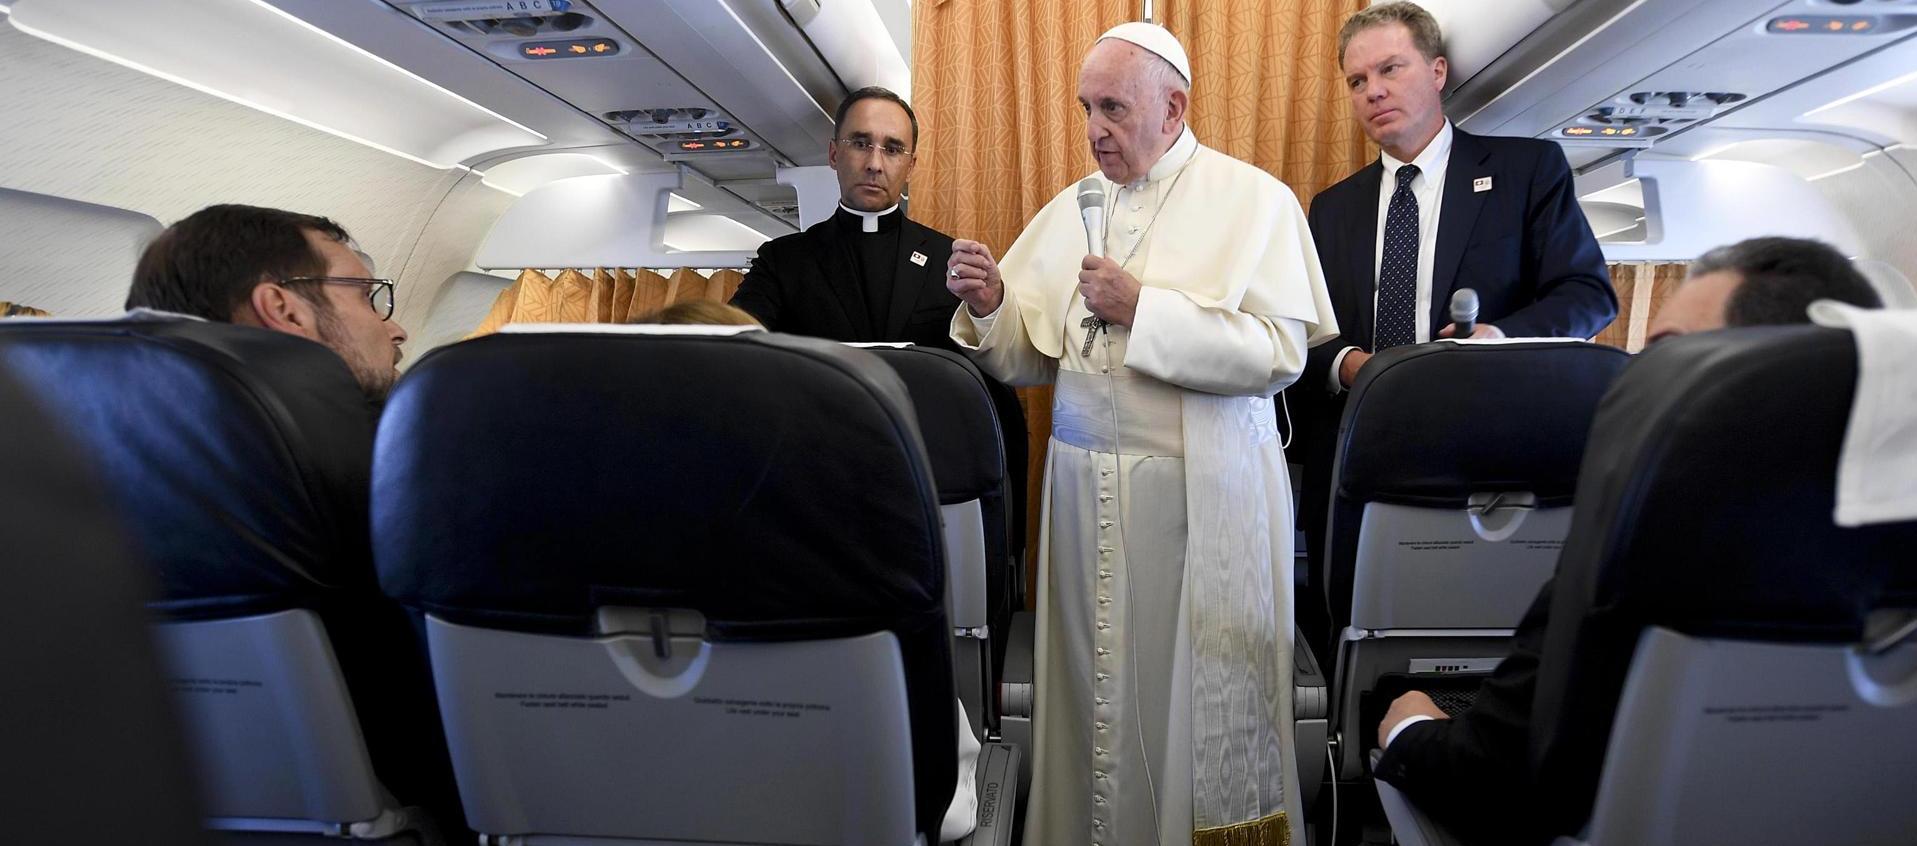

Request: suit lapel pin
left=1474, top=176, right=1493, bottom=193
left=910, top=251, right=928, bottom=266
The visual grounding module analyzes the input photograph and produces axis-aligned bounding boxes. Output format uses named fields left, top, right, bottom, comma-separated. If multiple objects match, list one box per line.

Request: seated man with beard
left=125, top=204, right=409, bottom=403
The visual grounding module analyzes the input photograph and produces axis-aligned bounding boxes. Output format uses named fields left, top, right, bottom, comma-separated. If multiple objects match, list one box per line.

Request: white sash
left=1184, top=391, right=1295, bottom=844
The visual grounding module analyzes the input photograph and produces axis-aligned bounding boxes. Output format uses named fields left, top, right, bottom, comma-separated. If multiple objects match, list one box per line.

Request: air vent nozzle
left=606, top=108, right=759, bottom=153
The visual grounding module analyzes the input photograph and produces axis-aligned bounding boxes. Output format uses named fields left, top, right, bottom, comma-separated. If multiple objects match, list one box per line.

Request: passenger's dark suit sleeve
left=1373, top=579, right=1554, bottom=843
left=1302, top=198, right=1349, bottom=396
left=729, top=249, right=784, bottom=331
left=1490, top=148, right=1617, bottom=341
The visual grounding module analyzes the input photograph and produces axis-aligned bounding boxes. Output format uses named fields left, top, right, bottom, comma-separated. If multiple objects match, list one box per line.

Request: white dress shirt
left=1384, top=713, right=1438, bottom=748
left=1327, top=121, right=1454, bottom=393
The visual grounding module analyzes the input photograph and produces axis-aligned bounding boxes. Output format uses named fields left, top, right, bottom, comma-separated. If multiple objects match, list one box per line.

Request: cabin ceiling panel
left=269, top=0, right=630, bottom=155
left=0, top=21, right=505, bottom=330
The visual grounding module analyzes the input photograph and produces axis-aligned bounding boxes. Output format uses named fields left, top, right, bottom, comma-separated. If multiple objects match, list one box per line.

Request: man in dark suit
left=1289, top=2, right=1616, bottom=652
left=731, top=86, right=1029, bottom=559
left=1370, top=237, right=1884, bottom=844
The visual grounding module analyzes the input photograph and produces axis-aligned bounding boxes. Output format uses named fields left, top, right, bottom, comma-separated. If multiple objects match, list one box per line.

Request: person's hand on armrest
left=1378, top=691, right=1449, bottom=750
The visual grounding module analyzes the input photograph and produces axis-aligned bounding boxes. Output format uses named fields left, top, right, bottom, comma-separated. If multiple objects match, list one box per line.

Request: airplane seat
left=0, top=315, right=450, bottom=843
left=1530, top=326, right=1917, bottom=844
left=857, top=344, right=1018, bottom=743
left=1374, top=326, right=1917, bottom=846
left=0, top=366, right=208, bottom=845
left=1323, top=340, right=1630, bottom=779
left=373, top=326, right=1012, bottom=846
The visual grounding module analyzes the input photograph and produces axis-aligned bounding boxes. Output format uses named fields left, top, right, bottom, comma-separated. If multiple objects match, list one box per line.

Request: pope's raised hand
left=1078, top=255, right=1141, bottom=327
left=947, top=239, right=1004, bottom=317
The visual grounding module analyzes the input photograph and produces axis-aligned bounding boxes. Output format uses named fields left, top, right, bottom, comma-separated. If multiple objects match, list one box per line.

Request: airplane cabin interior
left=0, top=1, right=1914, bottom=845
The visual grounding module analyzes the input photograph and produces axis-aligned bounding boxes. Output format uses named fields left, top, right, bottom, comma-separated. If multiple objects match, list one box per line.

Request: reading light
left=1767, top=15, right=1878, bottom=34
left=7, top=0, right=547, bottom=168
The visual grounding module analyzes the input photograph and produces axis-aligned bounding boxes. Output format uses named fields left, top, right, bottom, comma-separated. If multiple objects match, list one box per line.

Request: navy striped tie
left=1375, top=164, right=1421, bottom=351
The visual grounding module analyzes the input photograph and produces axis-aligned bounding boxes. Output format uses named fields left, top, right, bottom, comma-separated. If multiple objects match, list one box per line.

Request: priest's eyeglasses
left=835, top=137, right=914, bottom=163
left=283, top=276, right=397, bottom=321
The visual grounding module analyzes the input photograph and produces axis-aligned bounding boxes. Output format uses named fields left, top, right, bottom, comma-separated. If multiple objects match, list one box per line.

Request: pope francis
left=946, top=22, right=1338, bottom=846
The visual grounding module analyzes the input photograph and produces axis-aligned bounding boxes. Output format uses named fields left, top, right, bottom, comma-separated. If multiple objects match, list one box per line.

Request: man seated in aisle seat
left=125, top=204, right=408, bottom=403
left=1372, top=236, right=1885, bottom=844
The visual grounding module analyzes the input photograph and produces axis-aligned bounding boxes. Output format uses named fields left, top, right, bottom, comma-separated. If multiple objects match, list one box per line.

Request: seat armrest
left=955, top=743, right=1021, bottom=846
left=1295, top=630, right=1328, bottom=720
left=1369, top=750, right=1470, bottom=846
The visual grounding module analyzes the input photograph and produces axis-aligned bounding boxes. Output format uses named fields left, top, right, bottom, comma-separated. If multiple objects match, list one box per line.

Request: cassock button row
left=1096, top=648, right=1111, bottom=657
left=1097, top=623, right=1111, bottom=632
left=1095, top=746, right=1108, bottom=755
left=1101, top=468, right=1114, bottom=477
left=1099, top=494, right=1113, bottom=502
left=1096, top=697, right=1111, bottom=705
left=1099, top=596, right=1113, bottom=606
left=1099, top=520, right=1114, bottom=529
left=1098, top=570, right=1112, bottom=580
left=1096, top=674, right=1110, bottom=683
left=1095, top=720, right=1109, bottom=730
left=1093, top=796, right=1107, bottom=806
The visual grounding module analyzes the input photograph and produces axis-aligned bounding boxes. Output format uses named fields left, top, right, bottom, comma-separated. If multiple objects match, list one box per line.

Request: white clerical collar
left=838, top=202, right=900, bottom=234
left=1382, top=120, right=1453, bottom=179
left=1125, top=125, right=1199, bottom=191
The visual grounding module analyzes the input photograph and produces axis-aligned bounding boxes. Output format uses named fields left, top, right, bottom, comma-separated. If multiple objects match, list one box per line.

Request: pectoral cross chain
left=1079, top=315, right=1107, bottom=358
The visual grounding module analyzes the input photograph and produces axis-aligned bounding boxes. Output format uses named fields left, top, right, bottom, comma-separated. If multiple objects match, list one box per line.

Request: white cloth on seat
left=1808, top=301, right=1917, bottom=526
left=941, top=699, right=983, bottom=843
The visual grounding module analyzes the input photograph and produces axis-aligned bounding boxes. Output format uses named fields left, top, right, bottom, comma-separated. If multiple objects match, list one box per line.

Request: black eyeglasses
left=834, top=137, right=914, bottom=162
left=283, top=276, right=396, bottom=321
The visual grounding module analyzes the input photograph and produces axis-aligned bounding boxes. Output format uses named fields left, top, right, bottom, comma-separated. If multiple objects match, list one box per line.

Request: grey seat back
left=373, top=328, right=954, bottom=845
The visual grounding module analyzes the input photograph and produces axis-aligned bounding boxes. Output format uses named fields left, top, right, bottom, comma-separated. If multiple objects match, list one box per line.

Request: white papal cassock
left=952, top=127, right=1337, bottom=846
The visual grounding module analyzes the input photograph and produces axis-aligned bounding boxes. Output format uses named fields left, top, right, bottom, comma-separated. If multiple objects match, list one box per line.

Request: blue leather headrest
left=0, top=317, right=379, bottom=618
left=1335, top=341, right=1630, bottom=507
left=862, top=345, right=1006, bottom=505
left=372, top=329, right=945, bottom=638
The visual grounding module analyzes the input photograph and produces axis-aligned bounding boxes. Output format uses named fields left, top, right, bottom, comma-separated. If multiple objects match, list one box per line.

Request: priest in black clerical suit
left=732, top=197, right=960, bottom=348
left=732, top=86, right=1030, bottom=566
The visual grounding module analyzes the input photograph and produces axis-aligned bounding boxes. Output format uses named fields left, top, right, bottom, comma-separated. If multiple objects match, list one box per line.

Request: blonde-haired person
left=627, top=300, right=763, bottom=327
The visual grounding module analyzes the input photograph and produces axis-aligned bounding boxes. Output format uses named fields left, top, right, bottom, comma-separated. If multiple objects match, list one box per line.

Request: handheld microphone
left=1076, top=177, right=1106, bottom=259
left=1450, top=288, right=1480, bottom=340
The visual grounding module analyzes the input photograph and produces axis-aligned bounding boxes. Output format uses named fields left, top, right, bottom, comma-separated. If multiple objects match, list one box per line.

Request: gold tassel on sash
left=1192, top=811, right=1289, bottom=846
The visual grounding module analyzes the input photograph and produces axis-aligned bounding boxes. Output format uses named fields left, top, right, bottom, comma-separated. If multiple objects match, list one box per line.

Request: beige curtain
left=911, top=0, right=1370, bottom=574
left=1595, top=262, right=1689, bottom=352
left=468, top=268, right=750, bottom=337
